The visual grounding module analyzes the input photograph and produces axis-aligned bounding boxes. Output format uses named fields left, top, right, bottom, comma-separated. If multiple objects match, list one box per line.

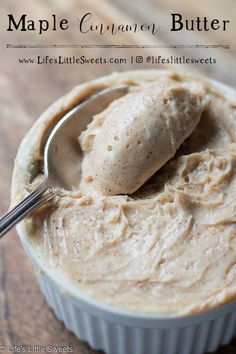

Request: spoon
left=0, top=85, right=128, bottom=238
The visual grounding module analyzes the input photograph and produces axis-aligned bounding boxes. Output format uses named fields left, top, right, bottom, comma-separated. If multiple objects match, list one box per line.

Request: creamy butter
left=12, top=71, right=236, bottom=315
left=79, top=81, right=210, bottom=195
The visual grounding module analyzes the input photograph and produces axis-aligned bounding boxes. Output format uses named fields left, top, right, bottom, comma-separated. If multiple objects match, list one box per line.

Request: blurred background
left=0, top=0, right=235, bottom=353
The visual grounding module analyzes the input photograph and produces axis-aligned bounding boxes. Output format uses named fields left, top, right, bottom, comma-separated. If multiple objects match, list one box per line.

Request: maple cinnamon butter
left=12, top=70, right=236, bottom=315
left=80, top=81, right=209, bottom=195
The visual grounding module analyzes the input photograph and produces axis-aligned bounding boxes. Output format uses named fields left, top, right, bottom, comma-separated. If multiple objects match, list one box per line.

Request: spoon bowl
left=0, top=85, right=128, bottom=237
left=45, top=86, right=128, bottom=190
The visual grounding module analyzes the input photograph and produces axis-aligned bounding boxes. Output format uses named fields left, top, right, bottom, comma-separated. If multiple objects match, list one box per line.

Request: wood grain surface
left=0, top=0, right=236, bottom=353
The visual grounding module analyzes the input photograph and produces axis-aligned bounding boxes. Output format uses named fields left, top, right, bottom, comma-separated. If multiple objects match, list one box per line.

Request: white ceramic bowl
left=12, top=70, right=236, bottom=354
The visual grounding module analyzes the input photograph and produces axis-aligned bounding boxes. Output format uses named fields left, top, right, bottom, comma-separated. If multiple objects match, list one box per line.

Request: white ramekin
left=13, top=70, right=236, bottom=354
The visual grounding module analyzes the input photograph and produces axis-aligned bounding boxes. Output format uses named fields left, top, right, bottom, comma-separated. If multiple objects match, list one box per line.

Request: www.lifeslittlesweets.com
left=17, top=55, right=217, bottom=66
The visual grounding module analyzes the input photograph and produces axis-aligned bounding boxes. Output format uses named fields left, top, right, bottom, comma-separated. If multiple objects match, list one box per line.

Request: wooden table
left=0, top=0, right=236, bottom=353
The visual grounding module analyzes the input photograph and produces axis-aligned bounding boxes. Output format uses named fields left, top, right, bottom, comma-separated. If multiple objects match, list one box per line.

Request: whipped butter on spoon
left=80, top=82, right=210, bottom=195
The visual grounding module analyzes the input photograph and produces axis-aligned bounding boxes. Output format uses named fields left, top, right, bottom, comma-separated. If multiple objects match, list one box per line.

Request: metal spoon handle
left=0, top=180, right=54, bottom=238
